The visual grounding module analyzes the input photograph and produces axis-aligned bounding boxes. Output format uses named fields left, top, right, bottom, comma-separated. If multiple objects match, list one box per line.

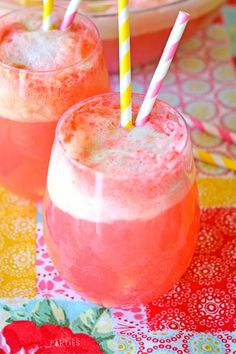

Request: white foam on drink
left=57, top=103, right=186, bottom=176
left=0, top=8, right=103, bottom=123
left=47, top=97, right=194, bottom=222
left=0, top=25, right=96, bottom=71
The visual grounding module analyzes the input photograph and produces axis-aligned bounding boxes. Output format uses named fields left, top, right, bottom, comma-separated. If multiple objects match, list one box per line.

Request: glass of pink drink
left=43, top=93, right=200, bottom=307
left=0, top=6, right=109, bottom=201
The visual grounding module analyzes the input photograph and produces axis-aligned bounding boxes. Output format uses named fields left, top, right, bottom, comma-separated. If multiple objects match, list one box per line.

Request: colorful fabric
left=0, top=186, right=36, bottom=299
left=0, top=1, right=236, bottom=353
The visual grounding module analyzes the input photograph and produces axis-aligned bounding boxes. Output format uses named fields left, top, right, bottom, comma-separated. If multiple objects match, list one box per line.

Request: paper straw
left=135, top=11, right=190, bottom=126
left=193, top=148, right=236, bottom=172
left=183, top=113, right=236, bottom=145
left=60, top=0, right=82, bottom=31
left=118, top=0, right=132, bottom=128
left=43, top=0, right=54, bottom=31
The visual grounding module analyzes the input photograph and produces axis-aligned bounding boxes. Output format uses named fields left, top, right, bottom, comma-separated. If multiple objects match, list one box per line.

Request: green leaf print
left=72, top=308, right=115, bottom=354
left=31, top=299, right=69, bottom=327
left=0, top=302, right=30, bottom=323
left=99, top=338, right=116, bottom=354
left=6, top=310, right=30, bottom=323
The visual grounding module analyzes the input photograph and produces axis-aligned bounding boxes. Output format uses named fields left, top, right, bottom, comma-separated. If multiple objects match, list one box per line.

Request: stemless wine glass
left=43, top=93, right=200, bottom=307
left=0, top=6, right=109, bottom=201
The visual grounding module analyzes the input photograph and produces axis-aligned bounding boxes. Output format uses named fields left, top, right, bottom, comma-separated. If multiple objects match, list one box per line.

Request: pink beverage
left=43, top=93, right=200, bottom=307
left=80, top=0, right=224, bottom=72
left=0, top=6, right=109, bottom=201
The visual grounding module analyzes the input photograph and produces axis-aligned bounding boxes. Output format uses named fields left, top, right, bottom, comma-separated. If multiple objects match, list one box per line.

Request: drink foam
left=59, top=99, right=186, bottom=176
left=47, top=95, right=194, bottom=222
left=0, top=10, right=97, bottom=71
left=0, top=7, right=108, bottom=124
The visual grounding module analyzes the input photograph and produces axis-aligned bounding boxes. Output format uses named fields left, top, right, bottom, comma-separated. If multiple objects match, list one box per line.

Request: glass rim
left=81, top=0, right=188, bottom=18
left=0, top=5, right=102, bottom=75
left=55, top=92, right=190, bottom=179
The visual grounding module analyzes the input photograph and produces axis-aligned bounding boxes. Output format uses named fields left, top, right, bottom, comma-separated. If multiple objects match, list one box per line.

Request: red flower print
left=151, top=280, right=191, bottom=307
left=184, top=255, right=230, bottom=285
left=187, top=288, right=235, bottom=330
left=215, top=209, right=236, bottom=238
left=226, top=271, right=236, bottom=297
left=221, top=239, right=236, bottom=268
left=147, top=308, right=196, bottom=331
left=196, top=224, right=223, bottom=254
left=3, top=320, right=103, bottom=354
left=3, top=321, right=41, bottom=353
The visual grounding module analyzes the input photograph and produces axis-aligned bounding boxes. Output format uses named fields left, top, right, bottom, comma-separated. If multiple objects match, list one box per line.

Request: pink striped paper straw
left=183, top=113, right=236, bottom=144
left=135, top=11, right=190, bottom=126
left=60, top=0, right=81, bottom=31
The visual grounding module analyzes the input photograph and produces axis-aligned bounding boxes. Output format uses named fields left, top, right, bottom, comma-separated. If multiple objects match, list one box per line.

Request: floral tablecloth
left=0, top=1, right=236, bottom=353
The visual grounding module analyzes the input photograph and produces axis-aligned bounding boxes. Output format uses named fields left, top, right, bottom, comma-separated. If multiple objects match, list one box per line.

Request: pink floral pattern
left=36, top=224, right=84, bottom=301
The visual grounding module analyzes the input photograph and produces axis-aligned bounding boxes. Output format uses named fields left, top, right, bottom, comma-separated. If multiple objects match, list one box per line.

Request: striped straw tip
left=135, top=10, right=190, bottom=127
left=179, top=11, right=190, bottom=21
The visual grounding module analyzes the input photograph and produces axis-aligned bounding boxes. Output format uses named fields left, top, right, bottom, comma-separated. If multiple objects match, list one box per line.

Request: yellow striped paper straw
left=118, top=0, right=132, bottom=128
left=43, top=0, right=54, bottom=31
left=193, top=148, right=236, bottom=172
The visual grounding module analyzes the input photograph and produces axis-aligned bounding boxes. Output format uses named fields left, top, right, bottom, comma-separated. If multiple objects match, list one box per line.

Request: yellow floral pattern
left=198, top=178, right=236, bottom=207
left=1, top=244, right=35, bottom=278
left=206, top=24, right=228, bottom=41
left=0, top=185, right=36, bottom=298
left=178, top=57, right=206, bottom=73
left=0, top=279, right=36, bottom=299
left=209, top=46, right=231, bottom=61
